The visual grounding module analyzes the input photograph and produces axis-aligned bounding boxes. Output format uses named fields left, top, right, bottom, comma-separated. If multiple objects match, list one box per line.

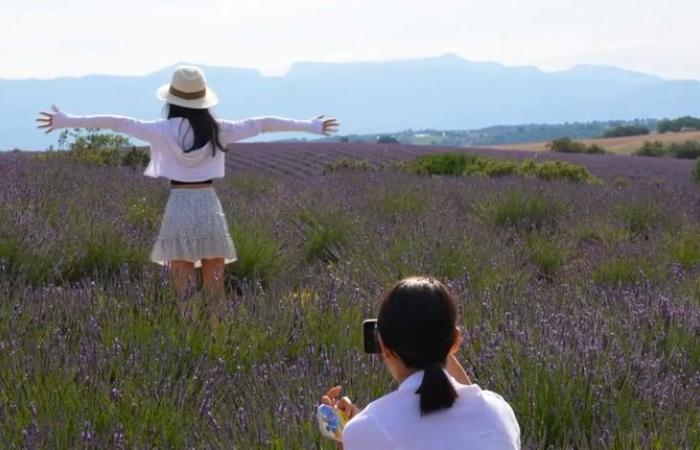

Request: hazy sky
left=1, top=0, right=698, bottom=80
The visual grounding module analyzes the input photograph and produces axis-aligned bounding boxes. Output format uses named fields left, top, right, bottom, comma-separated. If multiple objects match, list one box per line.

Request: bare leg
left=201, top=257, right=226, bottom=317
left=201, top=257, right=226, bottom=297
left=170, top=260, right=196, bottom=318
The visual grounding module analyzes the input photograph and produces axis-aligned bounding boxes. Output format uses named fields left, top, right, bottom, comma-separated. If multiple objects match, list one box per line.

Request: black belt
left=170, top=179, right=213, bottom=186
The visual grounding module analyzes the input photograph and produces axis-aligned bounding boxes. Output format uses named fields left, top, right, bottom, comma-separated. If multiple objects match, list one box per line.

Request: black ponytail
left=416, top=362, right=458, bottom=415
left=378, top=277, right=460, bottom=416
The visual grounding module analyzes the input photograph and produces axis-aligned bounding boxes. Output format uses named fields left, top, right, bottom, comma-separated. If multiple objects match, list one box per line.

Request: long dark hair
left=378, top=277, right=458, bottom=416
left=166, top=104, right=226, bottom=156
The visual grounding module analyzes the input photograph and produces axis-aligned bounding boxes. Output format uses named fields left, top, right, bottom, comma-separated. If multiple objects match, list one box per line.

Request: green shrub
left=670, top=140, right=700, bottom=159
left=693, top=158, right=700, bottom=183
left=410, top=153, right=479, bottom=176
left=634, top=141, right=668, bottom=157
left=520, top=160, right=598, bottom=183
left=548, top=137, right=588, bottom=154
left=58, top=128, right=132, bottom=166
left=633, top=140, right=700, bottom=159
left=464, top=159, right=519, bottom=177
left=593, top=258, right=654, bottom=286
left=121, top=146, right=150, bottom=169
left=649, top=177, right=665, bottom=187
left=618, top=200, right=661, bottom=238
left=127, top=197, right=161, bottom=231
left=43, top=128, right=151, bottom=168
left=298, top=209, right=348, bottom=262
left=377, top=189, right=426, bottom=216
left=227, top=222, right=281, bottom=285
left=0, top=235, right=21, bottom=276
left=585, top=144, right=606, bottom=154
left=481, top=190, right=562, bottom=232
left=612, top=177, right=629, bottom=189
left=670, top=232, right=700, bottom=269
left=60, top=237, right=149, bottom=283
left=70, top=146, right=122, bottom=166
left=432, top=243, right=474, bottom=280
left=409, top=153, right=599, bottom=183
left=527, top=236, right=566, bottom=276
left=574, top=223, right=630, bottom=252
left=427, top=237, right=493, bottom=283
left=547, top=137, right=605, bottom=154
left=381, top=233, right=417, bottom=281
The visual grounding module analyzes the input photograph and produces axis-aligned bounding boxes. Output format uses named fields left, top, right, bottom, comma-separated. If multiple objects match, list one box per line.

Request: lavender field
left=0, top=145, right=699, bottom=449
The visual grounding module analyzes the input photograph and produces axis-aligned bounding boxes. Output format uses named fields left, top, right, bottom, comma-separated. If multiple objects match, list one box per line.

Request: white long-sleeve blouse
left=52, top=111, right=326, bottom=181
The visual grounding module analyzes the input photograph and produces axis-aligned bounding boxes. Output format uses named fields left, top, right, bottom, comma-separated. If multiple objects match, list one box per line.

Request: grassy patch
left=667, top=231, right=700, bottom=269
left=618, top=199, right=662, bottom=238
left=228, top=172, right=276, bottom=198
left=478, top=190, right=563, bottom=233
left=612, top=177, right=629, bottom=189
left=61, top=237, right=149, bottom=283
left=376, top=189, right=427, bottom=217
left=298, top=209, right=349, bottom=263
left=527, top=236, right=567, bottom=277
left=574, top=222, right=630, bottom=252
left=17, top=235, right=148, bottom=285
left=592, top=257, right=657, bottom=286
left=227, top=221, right=282, bottom=285
left=126, top=196, right=161, bottom=231
left=0, top=235, right=21, bottom=277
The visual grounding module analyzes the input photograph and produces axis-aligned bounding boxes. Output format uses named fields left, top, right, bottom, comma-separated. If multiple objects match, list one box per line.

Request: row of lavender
left=0, top=152, right=698, bottom=448
left=225, top=142, right=696, bottom=186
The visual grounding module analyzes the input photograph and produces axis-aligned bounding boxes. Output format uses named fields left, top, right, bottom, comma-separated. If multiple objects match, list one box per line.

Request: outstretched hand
left=314, top=115, right=340, bottom=136
left=321, top=385, right=361, bottom=419
left=36, top=105, right=61, bottom=134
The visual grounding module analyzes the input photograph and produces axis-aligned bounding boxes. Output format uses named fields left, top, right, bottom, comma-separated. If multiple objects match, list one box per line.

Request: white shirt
left=52, top=112, right=325, bottom=181
left=343, top=371, right=521, bottom=450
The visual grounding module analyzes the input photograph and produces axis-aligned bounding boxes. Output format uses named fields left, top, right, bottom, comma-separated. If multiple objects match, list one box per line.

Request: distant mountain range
left=2, top=53, right=700, bottom=150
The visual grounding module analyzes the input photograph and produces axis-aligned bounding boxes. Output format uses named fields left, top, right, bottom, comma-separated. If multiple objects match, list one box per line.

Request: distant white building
left=680, top=127, right=698, bottom=132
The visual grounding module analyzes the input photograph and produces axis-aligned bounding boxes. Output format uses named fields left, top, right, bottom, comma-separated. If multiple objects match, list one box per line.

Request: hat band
left=169, top=85, right=207, bottom=100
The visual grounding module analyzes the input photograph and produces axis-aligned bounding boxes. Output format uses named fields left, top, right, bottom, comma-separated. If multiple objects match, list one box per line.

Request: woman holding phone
left=36, top=65, right=338, bottom=309
left=321, top=277, right=520, bottom=449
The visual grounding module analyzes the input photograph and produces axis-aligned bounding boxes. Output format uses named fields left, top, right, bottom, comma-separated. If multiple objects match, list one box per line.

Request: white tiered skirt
left=150, top=188, right=237, bottom=268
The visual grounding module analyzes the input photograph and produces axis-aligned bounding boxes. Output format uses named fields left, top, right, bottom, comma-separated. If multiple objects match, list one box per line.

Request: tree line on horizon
left=310, top=116, right=699, bottom=147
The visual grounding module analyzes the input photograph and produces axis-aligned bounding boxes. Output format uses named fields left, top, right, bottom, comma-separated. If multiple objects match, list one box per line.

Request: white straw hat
left=156, top=65, right=219, bottom=109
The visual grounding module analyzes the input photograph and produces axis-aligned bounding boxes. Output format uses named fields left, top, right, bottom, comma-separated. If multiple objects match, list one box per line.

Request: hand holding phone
left=319, top=386, right=361, bottom=442
left=317, top=404, right=349, bottom=442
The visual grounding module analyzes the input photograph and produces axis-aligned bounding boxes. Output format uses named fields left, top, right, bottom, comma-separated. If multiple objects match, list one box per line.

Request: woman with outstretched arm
left=37, top=65, right=339, bottom=310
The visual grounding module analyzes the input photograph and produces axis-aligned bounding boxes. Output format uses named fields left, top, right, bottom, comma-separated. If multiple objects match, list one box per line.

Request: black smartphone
left=363, top=319, right=380, bottom=354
